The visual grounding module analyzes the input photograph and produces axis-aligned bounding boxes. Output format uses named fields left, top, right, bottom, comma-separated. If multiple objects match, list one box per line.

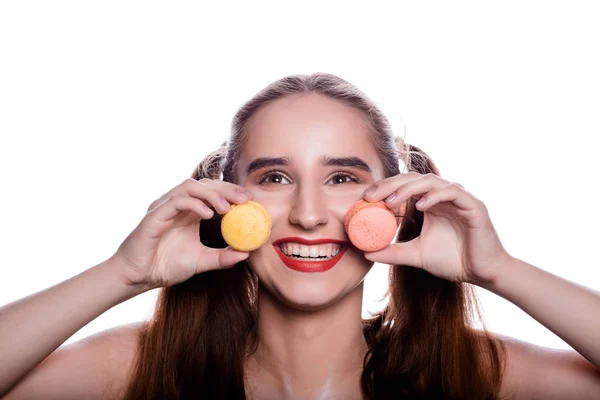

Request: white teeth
left=279, top=243, right=342, bottom=258
left=309, top=247, right=319, bottom=258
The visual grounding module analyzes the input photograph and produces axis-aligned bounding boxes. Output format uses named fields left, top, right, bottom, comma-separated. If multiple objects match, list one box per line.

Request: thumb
left=196, top=246, right=250, bottom=273
left=363, top=237, right=422, bottom=268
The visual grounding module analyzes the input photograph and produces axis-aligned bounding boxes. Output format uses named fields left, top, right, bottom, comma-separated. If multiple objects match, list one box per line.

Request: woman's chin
left=258, top=277, right=361, bottom=312
left=249, top=249, right=371, bottom=311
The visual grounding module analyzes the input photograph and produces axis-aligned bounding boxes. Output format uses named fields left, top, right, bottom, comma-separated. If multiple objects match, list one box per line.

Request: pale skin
left=238, top=93, right=386, bottom=398
left=1, top=92, right=600, bottom=399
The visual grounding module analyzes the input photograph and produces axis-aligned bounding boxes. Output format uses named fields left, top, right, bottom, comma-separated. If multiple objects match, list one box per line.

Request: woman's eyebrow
left=245, top=156, right=372, bottom=176
left=322, top=156, right=372, bottom=172
left=245, top=157, right=290, bottom=175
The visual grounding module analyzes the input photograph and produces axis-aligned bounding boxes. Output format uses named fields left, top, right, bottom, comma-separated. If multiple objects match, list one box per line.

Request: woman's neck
left=245, top=283, right=368, bottom=400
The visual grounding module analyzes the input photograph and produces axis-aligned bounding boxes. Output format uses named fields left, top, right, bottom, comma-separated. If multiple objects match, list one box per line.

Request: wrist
left=477, top=253, right=518, bottom=291
left=101, top=256, right=155, bottom=298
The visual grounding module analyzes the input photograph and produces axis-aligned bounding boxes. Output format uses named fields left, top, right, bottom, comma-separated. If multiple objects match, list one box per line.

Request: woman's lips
left=273, top=245, right=348, bottom=273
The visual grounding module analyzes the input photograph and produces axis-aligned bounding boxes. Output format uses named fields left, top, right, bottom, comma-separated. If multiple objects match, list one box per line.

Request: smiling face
left=236, top=92, right=387, bottom=310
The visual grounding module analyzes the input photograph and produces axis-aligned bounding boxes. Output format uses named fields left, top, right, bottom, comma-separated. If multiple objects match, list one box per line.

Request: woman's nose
left=288, top=185, right=329, bottom=230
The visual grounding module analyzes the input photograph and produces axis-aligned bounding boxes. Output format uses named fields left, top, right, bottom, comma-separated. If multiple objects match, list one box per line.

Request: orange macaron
left=221, top=200, right=272, bottom=252
left=344, top=200, right=398, bottom=252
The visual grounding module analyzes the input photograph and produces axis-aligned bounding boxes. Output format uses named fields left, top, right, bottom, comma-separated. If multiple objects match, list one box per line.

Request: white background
left=1, top=1, right=598, bottom=349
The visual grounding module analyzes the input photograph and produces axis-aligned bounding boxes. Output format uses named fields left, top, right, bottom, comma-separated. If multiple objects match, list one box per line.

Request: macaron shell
left=344, top=200, right=398, bottom=252
left=344, top=200, right=388, bottom=231
left=221, top=200, right=272, bottom=252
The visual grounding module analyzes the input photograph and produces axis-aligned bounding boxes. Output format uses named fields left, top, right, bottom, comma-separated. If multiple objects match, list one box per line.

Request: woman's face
left=236, top=92, right=387, bottom=310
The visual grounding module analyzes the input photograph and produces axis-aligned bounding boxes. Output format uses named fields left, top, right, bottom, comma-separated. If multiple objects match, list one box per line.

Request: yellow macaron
left=221, top=200, right=272, bottom=252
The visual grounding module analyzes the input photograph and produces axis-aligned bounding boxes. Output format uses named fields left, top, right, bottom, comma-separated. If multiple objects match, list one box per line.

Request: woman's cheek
left=252, top=194, right=290, bottom=222
left=326, top=188, right=365, bottom=212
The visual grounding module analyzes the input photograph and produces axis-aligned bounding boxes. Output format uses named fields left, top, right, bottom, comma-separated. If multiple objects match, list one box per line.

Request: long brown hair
left=121, top=73, right=508, bottom=399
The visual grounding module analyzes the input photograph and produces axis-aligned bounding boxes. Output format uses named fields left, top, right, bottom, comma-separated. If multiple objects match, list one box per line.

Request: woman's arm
left=360, top=173, right=600, bottom=396
left=364, top=172, right=600, bottom=367
left=481, top=256, right=600, bottom=369
left=0, top=257, right=148, bottom=396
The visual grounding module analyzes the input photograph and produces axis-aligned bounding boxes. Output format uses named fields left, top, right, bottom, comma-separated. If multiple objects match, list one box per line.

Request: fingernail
left=364, top=186, right=376, bottom=196
left=385, top=193, right=397, bottom=203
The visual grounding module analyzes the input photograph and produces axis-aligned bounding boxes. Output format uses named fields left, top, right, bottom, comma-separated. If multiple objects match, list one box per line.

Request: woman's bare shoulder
left=491, top=332, right=600, bottom=400
left=4, top=321, right=149, bottom=400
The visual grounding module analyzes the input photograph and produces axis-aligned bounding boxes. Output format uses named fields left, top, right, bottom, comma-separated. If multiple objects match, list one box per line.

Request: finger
left=183, top=179, right=252, bottom=214
left=147, top=178, right=200, bottom=211
left=195, top=246, right=250, bottom=273
left=202, top=189, right=234, bottom=215
left=362, top=171, right=424, bottom=202
left=415, top=183, right=480, bottom=212
left=381, top=174, right=449, bottom=215
left=190, top=178, right=254, bottom=206
left=363, top=237, right=422, bottom=269
left=148, top=178, right=252, bottom=212
left=148, top=194, right=169, bottom=212
left=143, top=195, right=214, bottom=238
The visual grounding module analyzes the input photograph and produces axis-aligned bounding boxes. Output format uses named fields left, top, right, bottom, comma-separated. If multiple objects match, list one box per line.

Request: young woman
left=1, top=73, right=599, bottom=399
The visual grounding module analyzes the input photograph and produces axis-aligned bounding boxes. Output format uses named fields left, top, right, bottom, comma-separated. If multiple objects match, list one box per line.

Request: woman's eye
left=326, top=173, right=356, bottom=185
left=259, top=172, right=357, bottom=185
left=261, top=172, right=290, bottom=185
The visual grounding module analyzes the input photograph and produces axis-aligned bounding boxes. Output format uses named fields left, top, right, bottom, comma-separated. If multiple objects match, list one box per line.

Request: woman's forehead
left=237, top=93, right=383, bottom=176
left=244, top=92, right=371, bottom=142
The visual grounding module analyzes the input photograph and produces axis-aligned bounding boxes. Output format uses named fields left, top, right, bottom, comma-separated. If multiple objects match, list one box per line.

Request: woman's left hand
left=362, top=172, right=512, bottom=286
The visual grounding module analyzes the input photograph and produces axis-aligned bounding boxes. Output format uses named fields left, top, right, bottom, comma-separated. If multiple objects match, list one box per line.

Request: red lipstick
left=272, top=237, right=350, bottom=273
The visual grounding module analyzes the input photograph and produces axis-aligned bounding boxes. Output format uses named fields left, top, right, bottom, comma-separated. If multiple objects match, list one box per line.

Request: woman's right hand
left=111, top=178, right=254, bottom=290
